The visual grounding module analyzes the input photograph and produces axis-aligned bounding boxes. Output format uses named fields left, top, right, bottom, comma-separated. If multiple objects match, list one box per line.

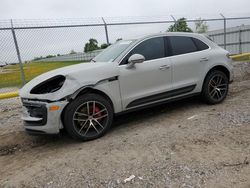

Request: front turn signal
left=49, top=105, right=60, bottom=111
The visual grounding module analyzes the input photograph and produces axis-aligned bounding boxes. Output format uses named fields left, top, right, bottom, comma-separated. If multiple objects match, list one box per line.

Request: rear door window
left=168, top=36, right=198, bottom=56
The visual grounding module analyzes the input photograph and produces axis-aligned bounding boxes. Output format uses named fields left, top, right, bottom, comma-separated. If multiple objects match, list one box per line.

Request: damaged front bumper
left=21, top=98, right=68, bottom=135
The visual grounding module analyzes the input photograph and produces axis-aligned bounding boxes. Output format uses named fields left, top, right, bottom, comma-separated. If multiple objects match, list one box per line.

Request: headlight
left=30, top=75, right=66, bottom=94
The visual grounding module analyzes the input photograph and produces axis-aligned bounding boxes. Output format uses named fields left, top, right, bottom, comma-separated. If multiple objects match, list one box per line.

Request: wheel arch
left=61, top=86, right=115, bottom=128
left=72, top=86, right=115, bottom=112
left=203, top=65, right=230, bottom=89
left=206, top=65, right=230, bottom=80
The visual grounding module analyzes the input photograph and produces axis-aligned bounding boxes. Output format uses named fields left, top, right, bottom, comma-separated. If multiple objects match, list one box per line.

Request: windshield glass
left=92, top=40, right=135, bottom=62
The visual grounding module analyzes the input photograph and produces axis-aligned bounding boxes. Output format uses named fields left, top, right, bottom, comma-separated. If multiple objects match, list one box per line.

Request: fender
left=68, top=76, right=122, bottom=113
left=69, top=76, right=119, bottom=100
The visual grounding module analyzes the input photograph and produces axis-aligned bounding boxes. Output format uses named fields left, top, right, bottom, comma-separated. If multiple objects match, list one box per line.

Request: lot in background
left=0, top=61, right=82, bottom=88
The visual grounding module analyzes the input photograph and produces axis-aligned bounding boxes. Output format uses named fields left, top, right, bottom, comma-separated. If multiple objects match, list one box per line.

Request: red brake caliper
left=94, top=106, right=102, bottom=120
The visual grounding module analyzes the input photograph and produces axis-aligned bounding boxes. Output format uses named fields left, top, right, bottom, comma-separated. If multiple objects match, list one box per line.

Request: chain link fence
left=1, top=14, right=250, bottom=95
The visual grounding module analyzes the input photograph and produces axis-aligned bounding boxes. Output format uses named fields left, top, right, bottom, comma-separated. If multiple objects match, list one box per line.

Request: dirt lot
left=0, top=62, right=250, bottom=188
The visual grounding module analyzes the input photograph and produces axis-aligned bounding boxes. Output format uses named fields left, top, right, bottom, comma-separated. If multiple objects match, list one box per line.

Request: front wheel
left=63, top=93, right=113, bottom=141
left=201, top=70, right=229, bottom=104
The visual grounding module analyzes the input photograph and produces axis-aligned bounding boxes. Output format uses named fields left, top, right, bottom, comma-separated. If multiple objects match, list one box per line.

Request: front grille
left=23, top=102, right=47, bottom=126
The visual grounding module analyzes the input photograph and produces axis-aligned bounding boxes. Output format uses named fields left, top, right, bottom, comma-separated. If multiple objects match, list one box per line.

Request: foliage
left=84, top=38, right=100, bottom=52
left=100, top=43, right=109, bottom=49
left=69, top=50, right=77, bottom=54
left=33, top=55, right=56, bottom=61
left=33, top=56, right=44, bottom=61
left=45, top=55, right=56, bottom=58
left=167, top=18, right=193, bottom=32
left=195, top=18, right=209, bottom=33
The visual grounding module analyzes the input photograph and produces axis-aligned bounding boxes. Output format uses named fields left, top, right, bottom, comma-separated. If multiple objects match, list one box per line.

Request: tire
left=201, top=70, right=229, bottom=104
left=63, top=93, right=113, bottom=141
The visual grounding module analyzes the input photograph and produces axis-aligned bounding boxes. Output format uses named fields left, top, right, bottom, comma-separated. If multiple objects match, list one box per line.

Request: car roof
left=138, top=32, right=205, bottom=40
left=128, top=32, right=214, bottom=48
left=123, top=32, right=207, bottom=43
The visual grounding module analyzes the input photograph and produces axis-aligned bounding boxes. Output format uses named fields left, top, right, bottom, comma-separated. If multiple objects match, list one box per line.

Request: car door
left=168, top=36, right=210, bottom=91
left=118, top=37, right=172, bottom=110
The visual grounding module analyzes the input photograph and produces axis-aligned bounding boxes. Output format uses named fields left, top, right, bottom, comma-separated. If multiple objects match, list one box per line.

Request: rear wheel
left=63, top=93, right=113, bottom=141
left=202, top=70, right=229, bottom=104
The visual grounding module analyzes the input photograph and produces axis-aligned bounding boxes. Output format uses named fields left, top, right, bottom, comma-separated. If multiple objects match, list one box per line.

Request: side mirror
left=127, top=54, right=145, bottom=69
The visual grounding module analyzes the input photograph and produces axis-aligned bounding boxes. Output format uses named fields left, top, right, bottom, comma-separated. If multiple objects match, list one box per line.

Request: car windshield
left=92, top=40, right=135, bottom=62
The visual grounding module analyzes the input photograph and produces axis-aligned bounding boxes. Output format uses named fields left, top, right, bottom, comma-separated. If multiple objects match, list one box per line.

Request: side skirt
left=126, top=84, right=197, bottom=108
left=116, top=92, right=200, bottom=116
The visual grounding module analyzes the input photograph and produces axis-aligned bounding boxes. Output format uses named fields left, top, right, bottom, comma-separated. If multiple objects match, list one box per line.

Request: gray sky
left=0, top=0, right=250, bottom=19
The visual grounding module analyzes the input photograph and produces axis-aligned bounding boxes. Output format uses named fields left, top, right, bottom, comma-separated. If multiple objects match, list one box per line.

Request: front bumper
left=21, top=98, right=68, bottom=134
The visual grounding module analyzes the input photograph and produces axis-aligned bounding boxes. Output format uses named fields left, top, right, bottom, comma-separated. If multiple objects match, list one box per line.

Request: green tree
left=195, top=18, right=208, bottom=33
left=100, top=43, right=109, bottom=49
left=33, top=56, right=43, bottom=61
left=45, top=55, right=56, bottom=58
left=167, top=18, right=193, bottom=32
left=84, top=38, right=99, bottom=53
left=69, top=49, right=77, bottom=54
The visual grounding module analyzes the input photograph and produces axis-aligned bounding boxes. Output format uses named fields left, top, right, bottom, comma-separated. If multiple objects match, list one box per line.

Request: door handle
left=159, top=65, right=170, bottom=70
left=200, top=57, right=209, bottom=62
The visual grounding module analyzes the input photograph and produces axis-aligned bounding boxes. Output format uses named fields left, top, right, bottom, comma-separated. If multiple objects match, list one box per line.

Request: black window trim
left=164, top=36, right=172, bottom=57
left=164, top=36, right=171, bottom=57
left=119, top=36, right=168, bottom=66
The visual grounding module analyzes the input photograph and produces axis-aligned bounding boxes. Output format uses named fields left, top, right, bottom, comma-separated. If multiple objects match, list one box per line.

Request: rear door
left=167, top=36, right=210, bottom=91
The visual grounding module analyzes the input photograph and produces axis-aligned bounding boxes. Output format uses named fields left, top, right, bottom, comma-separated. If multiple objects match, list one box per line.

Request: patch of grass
left=0, top=61, right=83, bottom=88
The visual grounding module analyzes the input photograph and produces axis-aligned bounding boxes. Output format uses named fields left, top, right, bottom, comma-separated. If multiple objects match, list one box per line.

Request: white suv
left=20, top=32, right=233, bottom=141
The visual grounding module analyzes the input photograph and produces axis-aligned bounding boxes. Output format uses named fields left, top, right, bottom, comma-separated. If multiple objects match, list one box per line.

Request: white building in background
left=207, top=25, right=250, bottom=54
left=36, top=49, right=103, bottom=62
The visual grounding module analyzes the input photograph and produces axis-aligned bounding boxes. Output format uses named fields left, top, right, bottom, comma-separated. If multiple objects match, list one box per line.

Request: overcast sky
left=0, top=0, right=250, bottom=19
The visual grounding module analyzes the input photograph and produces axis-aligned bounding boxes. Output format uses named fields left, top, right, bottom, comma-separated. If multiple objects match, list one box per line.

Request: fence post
left=239, top=27, right=242, bottom=54
left=170, top=15, right=177, bottom=23
left=102, top=17, right=110, bottom=45
left=170, top=15, right=177, bottom=24
left=170, top=15, right=177, bottom=31
left=10, top=19, right=26, bottom=85
left=220, top=14, right=227, bottom=50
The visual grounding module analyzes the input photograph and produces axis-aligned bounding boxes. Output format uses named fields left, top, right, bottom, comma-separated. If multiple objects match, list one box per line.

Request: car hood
left=20, top=62, right=119, bottom=101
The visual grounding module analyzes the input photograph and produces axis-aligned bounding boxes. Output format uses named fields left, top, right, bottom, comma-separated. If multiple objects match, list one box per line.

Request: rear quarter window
left=192, top=38, right=209, bottom=51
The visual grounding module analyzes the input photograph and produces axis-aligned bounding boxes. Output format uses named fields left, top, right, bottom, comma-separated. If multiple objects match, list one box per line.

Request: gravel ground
left=0, top=62, right=250, bottom=188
